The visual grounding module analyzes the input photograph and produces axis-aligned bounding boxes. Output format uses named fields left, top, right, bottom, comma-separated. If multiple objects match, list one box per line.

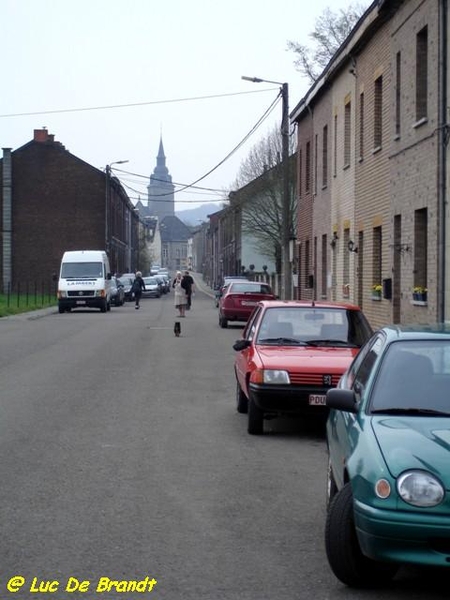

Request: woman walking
left=172, top=271, right=187, bottom=317
left=131, top=271, right=146, bottom=309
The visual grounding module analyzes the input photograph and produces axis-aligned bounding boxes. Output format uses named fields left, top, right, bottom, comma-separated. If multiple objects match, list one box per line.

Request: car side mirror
left=326, top=388, right=358, bottom=413
left=233, top=339, right=251, bottom=352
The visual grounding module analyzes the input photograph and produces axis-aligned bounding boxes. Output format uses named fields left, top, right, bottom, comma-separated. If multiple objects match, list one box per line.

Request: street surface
left=0, top=279, right=448, bottom=600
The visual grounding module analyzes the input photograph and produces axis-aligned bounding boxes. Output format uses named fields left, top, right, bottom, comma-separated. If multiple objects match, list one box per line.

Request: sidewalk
left=191, top=272, right=215, bottom=299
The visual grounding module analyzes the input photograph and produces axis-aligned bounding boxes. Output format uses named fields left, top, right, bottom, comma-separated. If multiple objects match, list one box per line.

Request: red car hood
left=255, top=345, right=358, bottom=372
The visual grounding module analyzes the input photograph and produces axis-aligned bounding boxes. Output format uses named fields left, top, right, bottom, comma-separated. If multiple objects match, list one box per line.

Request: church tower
left=147, top=137, right=175, bottom=220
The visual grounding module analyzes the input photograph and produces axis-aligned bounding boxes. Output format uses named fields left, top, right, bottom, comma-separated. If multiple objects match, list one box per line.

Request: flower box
left=371, top=285, right=382, bottom=301
left=412, top=288, right=427, bottom=305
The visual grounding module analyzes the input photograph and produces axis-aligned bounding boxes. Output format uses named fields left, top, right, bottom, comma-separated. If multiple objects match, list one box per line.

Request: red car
left=233, top=300, right=373, bottom=434
left=218, top=281, right=276, bottom=328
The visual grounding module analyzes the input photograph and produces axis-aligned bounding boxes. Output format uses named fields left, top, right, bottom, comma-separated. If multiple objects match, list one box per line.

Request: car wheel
left=219, top=314, right=228, bottom=328
left=326, top=456, right=338, bottom=508
left=100, top=300, right=107, bottom=313
left=107, top=301, right=111, bottom=311
left=248, top=398, right=263, bottom=435
left=325, top=483, right=397, bottom=587
left=236, top=382, right=248, bottom=413
left=58, top=305, right=64, bottom=314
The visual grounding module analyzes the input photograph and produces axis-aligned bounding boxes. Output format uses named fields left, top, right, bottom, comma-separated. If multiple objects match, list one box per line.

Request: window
left=314, top=134, right=318, bottom=194
left=374, top=76, right=383, bottom=149
left=333, top=114, right=338, bottom=177
left=416, top=27, right=428, bottom=121
left=343, top=228, right=350, bottom=296
left=414, top=208, right=428, bottom=289
left=298, top=148, right=302, bottom=198
left=359, top=92, right=364, bottom=160
left=346, top=335, right=378, bottom=389
left=372, top=226, right=382, bottom=288
left=322, top=125, right=328, bottom=188
left=305, top=239, right=310, bottom=287
left=321, top=234, right=327, bottom=298
left=351, top=335, right=383, bottom=398
left=395, top=52, right=401, bottom=136
left=344, top=100, right=351, bottom=167
left=305, top=141, right=311, bottom=193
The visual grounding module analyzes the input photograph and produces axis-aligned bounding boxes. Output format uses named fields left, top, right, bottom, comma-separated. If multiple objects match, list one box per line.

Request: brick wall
left=0, top=131, right=137, bottom=290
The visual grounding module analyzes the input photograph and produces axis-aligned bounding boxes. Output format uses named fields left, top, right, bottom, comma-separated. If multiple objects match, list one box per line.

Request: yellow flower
left=372, top=284, right=382, bottom=292
left=413, top=286, right=427, bottom=294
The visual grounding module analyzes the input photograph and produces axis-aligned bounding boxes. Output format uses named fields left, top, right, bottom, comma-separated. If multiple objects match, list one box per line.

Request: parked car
left=214, top=275, right=248, bottom=307
left=218, top=281, right=275, bottom=328
left=153, top=274, right=167, bottom=294
left=325, top=324, right=450, bottom=587
left=117, top=275, right=134, bottom=302
left=110, top=276, right=125, bottom=306
left=142, top=276, right=161, bottom=298
left=233, top=300, right=373, bottom=434
left=160, top=274, right=171, bottom=292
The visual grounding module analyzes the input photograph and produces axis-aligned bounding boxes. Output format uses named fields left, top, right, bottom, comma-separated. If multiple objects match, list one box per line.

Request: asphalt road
left=0, top=281, right=448, bottom=600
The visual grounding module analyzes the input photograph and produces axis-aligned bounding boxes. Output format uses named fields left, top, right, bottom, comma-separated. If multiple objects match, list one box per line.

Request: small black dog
left=174, top=321, right=181, bottom=337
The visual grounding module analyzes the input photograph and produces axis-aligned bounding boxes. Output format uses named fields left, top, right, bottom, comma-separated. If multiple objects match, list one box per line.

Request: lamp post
left=105, top=160, right=128, bottom=254
left=241, top=76, right=291, bottom=299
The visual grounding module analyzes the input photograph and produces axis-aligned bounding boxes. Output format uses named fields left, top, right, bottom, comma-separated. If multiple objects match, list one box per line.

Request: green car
left=325, top=324, right=450, bottom=587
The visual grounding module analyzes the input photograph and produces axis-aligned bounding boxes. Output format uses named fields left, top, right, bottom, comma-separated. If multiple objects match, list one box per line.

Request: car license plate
left=309, top=394, right=326, bottom=406
left=241, top=301, right=256, bottom=306
left=76, top=300, right=86, bottom=305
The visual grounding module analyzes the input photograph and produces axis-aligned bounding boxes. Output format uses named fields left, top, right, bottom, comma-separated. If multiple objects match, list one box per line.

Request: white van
left=57, top=250, right=113, bottom=313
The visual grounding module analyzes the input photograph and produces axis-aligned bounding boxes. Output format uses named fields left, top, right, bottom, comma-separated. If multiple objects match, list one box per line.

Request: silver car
left=142, top=277, right=161, bottom=298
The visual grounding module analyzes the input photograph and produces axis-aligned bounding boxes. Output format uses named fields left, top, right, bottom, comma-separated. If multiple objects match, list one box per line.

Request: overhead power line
left=124, top=92, right=282, bottom=199
left=0, top=88, right=279, bottom=118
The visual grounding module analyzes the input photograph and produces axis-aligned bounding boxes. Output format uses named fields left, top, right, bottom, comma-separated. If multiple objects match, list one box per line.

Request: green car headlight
left=397, top=470, right=444, bottom=507
left=263, top=370, right=290, bottom=384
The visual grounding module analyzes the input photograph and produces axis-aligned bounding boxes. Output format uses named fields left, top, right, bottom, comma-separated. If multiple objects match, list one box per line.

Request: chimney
left=34, top=128, right=54, bottom=143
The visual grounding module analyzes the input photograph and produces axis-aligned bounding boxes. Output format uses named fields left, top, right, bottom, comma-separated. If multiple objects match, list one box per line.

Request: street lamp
left=105, top=160, right=129, bottom=254
left=241, top=76, right=291, bottom=300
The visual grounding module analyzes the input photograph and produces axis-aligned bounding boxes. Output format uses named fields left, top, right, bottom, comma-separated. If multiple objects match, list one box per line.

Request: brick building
left=291, top=0, right=448, bottom=327
left=0, top=129, right=139, bottom=293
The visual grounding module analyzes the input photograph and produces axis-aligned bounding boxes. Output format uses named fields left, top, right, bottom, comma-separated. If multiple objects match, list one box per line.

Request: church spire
left=147, top=135, right=175, bottom=220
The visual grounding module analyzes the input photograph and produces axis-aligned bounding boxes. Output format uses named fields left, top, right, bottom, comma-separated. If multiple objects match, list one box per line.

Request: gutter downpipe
left=438, top=0, right=448, bottom=323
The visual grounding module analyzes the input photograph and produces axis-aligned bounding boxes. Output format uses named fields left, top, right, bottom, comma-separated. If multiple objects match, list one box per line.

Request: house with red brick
left=0, top=128, right=139, bottom=294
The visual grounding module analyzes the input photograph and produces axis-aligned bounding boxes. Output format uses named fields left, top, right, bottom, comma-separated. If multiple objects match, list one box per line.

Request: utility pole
left=281, top=82, right=291, bottom=301
left=241, top=76, right=292, bottom=299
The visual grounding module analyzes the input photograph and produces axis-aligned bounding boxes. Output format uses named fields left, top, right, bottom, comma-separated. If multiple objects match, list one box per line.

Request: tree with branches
left=231, top=125, right=297, bottom=273
left=287, top=2, right=370, bottom=84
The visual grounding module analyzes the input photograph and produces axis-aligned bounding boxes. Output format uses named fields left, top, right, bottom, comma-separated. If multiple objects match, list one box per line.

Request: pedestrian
left=172, top=271, right=187, bottom=317
left=131, top=271, right=146, bottom=309
left=183, top=270, right=195, bottom=309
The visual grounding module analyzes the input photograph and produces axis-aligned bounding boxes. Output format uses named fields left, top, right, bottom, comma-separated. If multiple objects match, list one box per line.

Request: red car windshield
left=228, top=283, right=272, bottom=295
left=255, top=306, right=371, bottom=347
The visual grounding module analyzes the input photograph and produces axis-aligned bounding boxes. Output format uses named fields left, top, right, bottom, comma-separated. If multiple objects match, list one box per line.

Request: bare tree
left=231, top=126, right=297, bottom=272
left=287, top=2, right=370, bottom=84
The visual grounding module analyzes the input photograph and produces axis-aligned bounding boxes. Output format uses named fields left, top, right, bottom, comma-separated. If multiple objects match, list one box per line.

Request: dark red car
left=233, top=300, right=373, bottom=434
left=218, top=281, right=276, bottom=328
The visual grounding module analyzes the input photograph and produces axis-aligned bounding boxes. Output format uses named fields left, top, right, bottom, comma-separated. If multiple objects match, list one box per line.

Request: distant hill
left=176, top=202, right=226, bottom=226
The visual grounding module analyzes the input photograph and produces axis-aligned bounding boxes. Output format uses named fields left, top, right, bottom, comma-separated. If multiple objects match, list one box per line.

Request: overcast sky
left=1, top=0, right=365, bottom=210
